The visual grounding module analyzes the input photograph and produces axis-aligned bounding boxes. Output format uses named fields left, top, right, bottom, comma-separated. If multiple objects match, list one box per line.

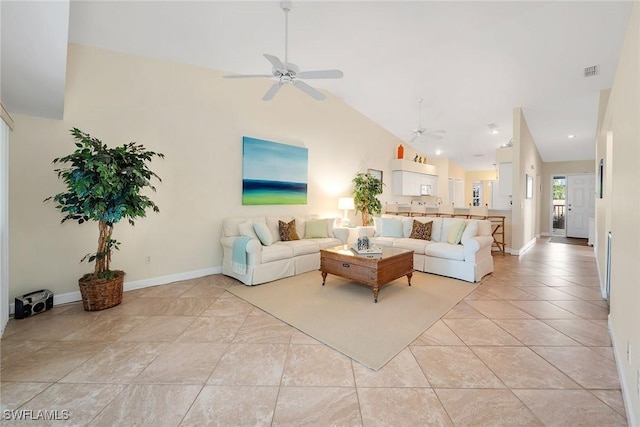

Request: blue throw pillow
left=381, top=218, right=403, bottom=238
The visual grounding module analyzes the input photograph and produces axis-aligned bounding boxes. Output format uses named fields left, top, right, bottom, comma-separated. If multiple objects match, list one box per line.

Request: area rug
left=549, top=237, right=589, bottom=246
left=227, top=271, right=476, bottom=370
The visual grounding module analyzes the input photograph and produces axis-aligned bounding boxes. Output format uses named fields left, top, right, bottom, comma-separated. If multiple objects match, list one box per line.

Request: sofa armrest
left=358, top=226, right=376, bottom=238
left=333, top=227, right=349, bottom=244
left=221, top=236, right=263, bottom=264
left=462, top=235, right=493, bottom=262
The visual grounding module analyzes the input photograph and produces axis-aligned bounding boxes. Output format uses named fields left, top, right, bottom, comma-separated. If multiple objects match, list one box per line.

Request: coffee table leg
left=321, top=271, right=327, bottom=286
left=373, top=286, right=379, bottom=303
left=407, top=272, right=413, bottom=286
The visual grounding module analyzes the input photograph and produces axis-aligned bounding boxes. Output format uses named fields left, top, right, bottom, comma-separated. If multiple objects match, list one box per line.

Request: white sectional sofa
left=221, top=215, right=348, bottom=286
left=358, top=215, right=494, bottom=282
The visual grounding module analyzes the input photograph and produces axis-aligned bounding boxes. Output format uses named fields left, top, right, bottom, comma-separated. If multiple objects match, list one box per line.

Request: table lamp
left=338, top=197, right=355, bottom=226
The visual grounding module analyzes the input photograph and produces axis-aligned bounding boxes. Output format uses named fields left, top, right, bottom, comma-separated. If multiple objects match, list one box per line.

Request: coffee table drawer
left=321, top=258, right=377, bottom=284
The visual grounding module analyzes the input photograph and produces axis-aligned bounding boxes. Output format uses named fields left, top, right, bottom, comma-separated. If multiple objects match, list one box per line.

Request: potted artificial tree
left=352, top=171, right=383, bottom=225
left=47, top=128, right=164, bottom=311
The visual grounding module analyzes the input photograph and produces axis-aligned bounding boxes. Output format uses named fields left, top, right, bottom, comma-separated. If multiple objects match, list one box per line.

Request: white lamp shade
left=338, top=197, right=355, bottom=210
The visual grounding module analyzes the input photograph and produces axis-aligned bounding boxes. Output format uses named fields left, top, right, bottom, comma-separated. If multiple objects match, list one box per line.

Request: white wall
left=596, top=3, right=640, bottom=422
left=511, top=108, right=543, bottom=252
left=0, top=103, right=13, bottom=334
left=8, top=44, right=403, bottom=299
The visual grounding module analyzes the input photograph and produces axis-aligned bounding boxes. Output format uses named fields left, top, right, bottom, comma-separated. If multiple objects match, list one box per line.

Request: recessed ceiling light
left=491, top=129, right=499, bottom=134
left=435, top=149, right=442, bottom=156
left=568, top=134, right=575, bottom=139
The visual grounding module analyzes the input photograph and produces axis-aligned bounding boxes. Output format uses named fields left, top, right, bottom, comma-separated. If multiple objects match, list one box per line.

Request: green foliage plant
left=352, top=172, right=383, bottom=225
left=46, top=128, right=164, bottom=279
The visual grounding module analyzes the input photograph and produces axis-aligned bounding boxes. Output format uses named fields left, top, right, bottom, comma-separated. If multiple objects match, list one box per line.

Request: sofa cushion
left=447, top=220, right=466, bottom=244
left=369, top=236, right=397, bottom=247
left=461, top=219, right=479, bottom=244
left=279, top=219, right=300, bottom=241
left=381, top=218, right=403, bottom=237
left=238, top=221, right=259, bottom=240
left=276, top=239, right=319, bottom=256
left=425, top=242, right=465, bottom=261
left=425, top=217, right=443, bottom=241
left=410, top=220, right=432, bottom=240
left=478, top=219, right=492, bottom=236
left=262, top=244, right=294, bottom=263
left=267, top=216, right=293, bottom=243
left=305, top=219, right=329, bottom=238
left=254, top=222, right=274, bottom=246
left=223, top=216, right=266, bottom=237
left=313, top=237, right=344, bottom=250
left=393, top=238, right=434, bottom=255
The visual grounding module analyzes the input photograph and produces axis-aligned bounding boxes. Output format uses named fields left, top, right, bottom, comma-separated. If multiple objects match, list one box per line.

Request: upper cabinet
left=390, top=160, right=438, bottom=196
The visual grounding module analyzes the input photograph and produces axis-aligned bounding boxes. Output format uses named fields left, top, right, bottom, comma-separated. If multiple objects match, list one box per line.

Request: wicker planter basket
left=78, top=270, right=125, bottom=311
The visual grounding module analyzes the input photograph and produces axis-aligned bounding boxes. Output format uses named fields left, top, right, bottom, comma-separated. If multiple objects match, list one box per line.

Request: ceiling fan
left=223, top=1, right=343, bottom=101
left=409, top=98, right=446, bottom=142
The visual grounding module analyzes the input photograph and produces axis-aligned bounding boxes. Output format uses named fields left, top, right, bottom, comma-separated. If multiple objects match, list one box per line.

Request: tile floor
left=0, top=238, right=628, bottom=426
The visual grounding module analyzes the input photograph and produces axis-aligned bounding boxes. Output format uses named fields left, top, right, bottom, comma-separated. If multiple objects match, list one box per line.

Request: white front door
left=566, top=174, right=595, bottom=238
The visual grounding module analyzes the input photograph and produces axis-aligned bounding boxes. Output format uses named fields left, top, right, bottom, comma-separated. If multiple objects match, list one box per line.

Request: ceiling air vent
left=584, top=65, right=599, bottom=77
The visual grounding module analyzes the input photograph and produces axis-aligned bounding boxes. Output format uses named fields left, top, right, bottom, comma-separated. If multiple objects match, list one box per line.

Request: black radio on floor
left=14, top=289, right=54, bottom=319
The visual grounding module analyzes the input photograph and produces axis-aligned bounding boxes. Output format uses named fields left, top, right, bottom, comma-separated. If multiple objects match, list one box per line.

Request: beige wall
left=597, top=3, right=639, bottom=422
left=511, top=108, right=543, bottom=252
left=539, top=160, right=595, bottom=235
left=8, top=44, right=404, bottom=299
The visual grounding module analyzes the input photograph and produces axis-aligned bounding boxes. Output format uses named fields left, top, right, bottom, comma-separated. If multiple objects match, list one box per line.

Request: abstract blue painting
left=242, top=136, right=308, bottom=205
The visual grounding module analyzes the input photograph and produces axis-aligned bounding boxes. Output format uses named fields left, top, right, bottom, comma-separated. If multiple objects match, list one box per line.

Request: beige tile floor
left=0, top=238, right=628, bottom=426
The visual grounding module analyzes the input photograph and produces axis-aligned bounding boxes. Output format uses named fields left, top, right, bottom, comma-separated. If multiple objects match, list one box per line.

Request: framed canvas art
left=242, top=136, right=308, bottom=205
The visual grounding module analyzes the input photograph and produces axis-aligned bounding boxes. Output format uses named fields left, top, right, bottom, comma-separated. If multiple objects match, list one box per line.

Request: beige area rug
left=227, top=271, right=477, bottom=370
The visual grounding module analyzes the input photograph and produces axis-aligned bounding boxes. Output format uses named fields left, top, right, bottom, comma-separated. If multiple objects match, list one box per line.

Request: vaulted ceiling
left=1, top=1, right=633, bottom=170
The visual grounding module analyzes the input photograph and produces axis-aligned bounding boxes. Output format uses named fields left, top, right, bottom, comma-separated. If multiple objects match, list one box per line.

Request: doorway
left=550, top=174, right=595, bottom=238
left=552, top=176, right=566, bottom=236
left=566, top=174, right=595, bottom=238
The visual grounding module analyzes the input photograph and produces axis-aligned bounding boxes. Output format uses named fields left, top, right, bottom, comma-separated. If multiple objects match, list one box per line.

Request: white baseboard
left=512, top=237, right=537, bottom=256
left=609, top=315, right=638, bottom=426
left=9, top=266, right=223, bottom=314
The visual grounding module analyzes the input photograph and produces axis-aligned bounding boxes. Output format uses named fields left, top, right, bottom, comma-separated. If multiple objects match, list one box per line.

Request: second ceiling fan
left=410, top=98, right=446, bottom=142
left=223, top=1, right=343, bottom=101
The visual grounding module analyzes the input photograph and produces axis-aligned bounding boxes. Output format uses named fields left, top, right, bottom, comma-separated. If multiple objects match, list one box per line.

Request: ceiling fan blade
left=296, top=69, right=344, bottom=79
left=223, top=74, right=274, bottom=79
left=263, top=82, right=283, bottom=101
left=292, top=80, right=325, bottom=100
left=263, top=54, right=285, bottom=71
left=428, top=129, right=447, bottom=134
left=409, top=134, right=418, bottom=143
left=426, top=133, right=443, bottom=140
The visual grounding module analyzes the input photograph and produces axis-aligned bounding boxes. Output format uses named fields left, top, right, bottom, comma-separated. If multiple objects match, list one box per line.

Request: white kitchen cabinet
left=392, top=171, right=438, bottom=196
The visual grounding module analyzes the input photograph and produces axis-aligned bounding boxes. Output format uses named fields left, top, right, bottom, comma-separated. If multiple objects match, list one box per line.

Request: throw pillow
left=381, top=218, right=403, bottom=238
left=304, top=219, right=328, bottom=238
left=279, top=219, right=300, bottom=241
left=410, top=220, right=433, bottom=240
left=447, top=220, right=467, bottom=245
left=253, top=222, right=273, bottom=246
left=238, top=221, right=258, bottom=240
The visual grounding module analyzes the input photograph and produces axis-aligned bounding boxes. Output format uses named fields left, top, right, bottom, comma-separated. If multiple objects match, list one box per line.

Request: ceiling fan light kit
left=223, top=1, right=343, bottom=101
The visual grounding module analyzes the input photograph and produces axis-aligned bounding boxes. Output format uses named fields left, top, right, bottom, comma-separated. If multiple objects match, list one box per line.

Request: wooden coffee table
left=320, top=245, right=414, bottom=303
